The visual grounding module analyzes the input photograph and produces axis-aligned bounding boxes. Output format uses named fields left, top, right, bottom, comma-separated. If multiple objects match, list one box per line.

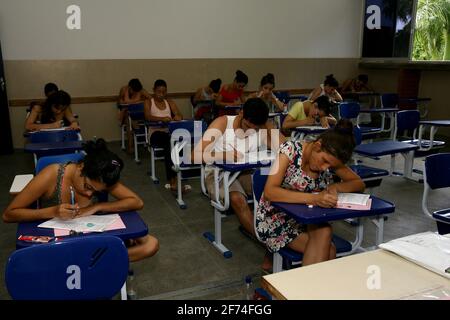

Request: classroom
left=0, top=0, right=449, bottom=302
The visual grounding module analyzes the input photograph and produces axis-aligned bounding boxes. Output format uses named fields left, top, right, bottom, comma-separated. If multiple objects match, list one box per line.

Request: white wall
left=0, top=0, right=363, bottom=60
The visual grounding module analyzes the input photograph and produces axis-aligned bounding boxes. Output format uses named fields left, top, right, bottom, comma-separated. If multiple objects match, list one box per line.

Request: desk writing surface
left=262, top=249, right=450, bottom=300
left=419, top=120, right=450, bottom=127
left=272, top=196, right=394, bottom=224
left=359, top=108, right=399, bottom=113
left=213, top=161, right=272, bottom=173
left=16, top=211, right=148, bottom=249
left=10, top=174, right=34, bottom=195
left=354, top=141, right=418, bottom=157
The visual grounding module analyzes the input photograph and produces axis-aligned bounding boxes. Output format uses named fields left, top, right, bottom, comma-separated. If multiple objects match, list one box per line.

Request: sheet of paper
left=53, top=215, right=126, bottom=236
left=38, top=214, right=120, bottom=233
left=39, top=127, right=70, bottom=131
left=380, top=232, right=450, bottom=279
left=337, top=193, right=370, bottom=206
left=235, top=150, right=275, bottom=164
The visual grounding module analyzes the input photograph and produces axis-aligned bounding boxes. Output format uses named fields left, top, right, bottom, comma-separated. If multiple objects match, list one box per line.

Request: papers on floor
left=380, top=231, right=450, bottom=279
left=336, top=193, right=372, bottom=210
left=38, top=214, right=120, bottom=233
left=236, top=150, right=276, bottom=164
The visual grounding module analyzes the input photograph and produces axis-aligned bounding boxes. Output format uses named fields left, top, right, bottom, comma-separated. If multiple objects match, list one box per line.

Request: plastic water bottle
left=244, top=275, right=254, bottom=300
left=126, top=269, right=138, bottom=300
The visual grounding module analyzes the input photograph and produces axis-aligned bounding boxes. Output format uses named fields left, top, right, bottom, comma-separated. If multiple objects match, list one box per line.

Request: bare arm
left=76, top=182, right=144, bottom=217
left=25, top=105, right=61, bottom=131
left=2, top=166, right=75, bottom=222
left=309, top=87, right=322, bottom=101
left=332, top=90, right=343, bottom=102
left=282, top=114, right=316, bottom=129
left=327, top=165, right=365, bottom=194
left=191, top=116, right=241, bottom=164
left=65, top=107, right=80, bottom=130
left=193, top=88, right=204, bottom=103
left=168, top=99, right=183, bottom=121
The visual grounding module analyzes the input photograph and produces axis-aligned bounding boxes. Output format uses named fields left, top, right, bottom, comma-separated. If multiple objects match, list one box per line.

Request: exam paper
left=38, top=214, right=120, bottom=233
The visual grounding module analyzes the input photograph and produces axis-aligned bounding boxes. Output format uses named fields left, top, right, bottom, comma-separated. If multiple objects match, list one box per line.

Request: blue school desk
left=291, top=126, right=328, bottom=141
left=16, top=211, right=148, bottom=249
left=272, top=196, right=395, bottom=251
left=203, top=161, right=273, bottom=258
left=24, top=141, right=84, bottom=163
left=417, top=120, right=450, bottom=152
left=354, top=140, right=419, bottom=180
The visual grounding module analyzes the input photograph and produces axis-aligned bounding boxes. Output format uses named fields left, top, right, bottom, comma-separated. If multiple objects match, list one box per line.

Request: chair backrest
left=339, top=102, right=360, bottom=120
left=5, top=235, right=128, bottom=300
left=252, top=169, right=269, bottom=243
left=424, top=153, right=450, bottom=190
left=422, top=153, right=450, bottom=233
left=29, top=130, right=80, bottom=143
left=353, top=126, right=362, bottom=146
left=381, top=93, right=398, bottom=109
left=395, top=110, right=420, bottom=138
left=127, top=102, right=145, bottom=121
left=35, top=153, right=85, bottom=174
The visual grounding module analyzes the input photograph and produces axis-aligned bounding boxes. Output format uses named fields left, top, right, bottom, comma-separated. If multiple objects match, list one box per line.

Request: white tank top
left=150, top=98, right=172, bottom=118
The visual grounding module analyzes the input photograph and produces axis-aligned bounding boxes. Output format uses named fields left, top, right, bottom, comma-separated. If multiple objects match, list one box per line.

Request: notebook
left=336, top=193, right=372, bottom=210
left=236, top=150, right=276, bottom=164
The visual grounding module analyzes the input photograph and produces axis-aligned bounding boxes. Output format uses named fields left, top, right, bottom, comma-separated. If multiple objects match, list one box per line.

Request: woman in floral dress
left=256, top=119, right=365, bottom=266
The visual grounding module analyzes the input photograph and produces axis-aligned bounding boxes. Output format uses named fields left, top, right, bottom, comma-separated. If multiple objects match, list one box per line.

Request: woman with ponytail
left=3, top=139, right=159, bottom=262
left=309, top=74, right=343, bottom=103
left=255, top=119, right=364, bottom=266
left=215, top=70, right=248, bottom=115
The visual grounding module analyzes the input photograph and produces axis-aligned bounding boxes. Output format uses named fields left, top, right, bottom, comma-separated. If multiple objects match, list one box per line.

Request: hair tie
left=111, top=160, right=120, bottom=167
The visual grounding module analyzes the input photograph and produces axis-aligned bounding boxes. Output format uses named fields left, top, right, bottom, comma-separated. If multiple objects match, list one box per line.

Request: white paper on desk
left=39, top=127, right=70, bottom=131
left=295, top=126, right=324, bottom=130
left=380, top=232, right=450, bottom=279
left=235, top=150, right=275, bottom=164
left=38, top=214, right=120, bottom=233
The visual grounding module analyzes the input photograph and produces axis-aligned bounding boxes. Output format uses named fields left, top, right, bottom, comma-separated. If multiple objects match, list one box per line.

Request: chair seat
left=278, top=234, right=352, bottom=265
left=350, top=164, right=389, bottom=179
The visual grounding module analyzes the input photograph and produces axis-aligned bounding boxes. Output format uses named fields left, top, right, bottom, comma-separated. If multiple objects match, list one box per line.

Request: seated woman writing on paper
left=256, top=119, right=364, bottom=266
left=25, top=90, right=80, bottom=132
left=2, top=139, right=159, bottom=262
left=282, top=95, right=336, bottom=130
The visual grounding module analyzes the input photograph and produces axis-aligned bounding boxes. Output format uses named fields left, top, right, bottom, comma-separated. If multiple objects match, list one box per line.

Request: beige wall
left=5, top=58, right=359, bottom=147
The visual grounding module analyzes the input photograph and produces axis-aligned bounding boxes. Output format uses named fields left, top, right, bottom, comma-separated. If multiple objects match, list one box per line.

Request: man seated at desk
left=256, top=119, right=364, bottom=266
left=193, top=98, right=286, bottom=270
left=282, top=96, right=337, bottom=132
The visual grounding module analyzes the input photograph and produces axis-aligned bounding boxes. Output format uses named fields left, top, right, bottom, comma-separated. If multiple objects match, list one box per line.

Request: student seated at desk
left=256, top=119, right=364, bottom=266
left=309, top=74, right=343, bottom=103
left=193, top=78, right=222, bottom=122
left=215, top=70, right=248, bottom=115
left=282, top=96, right=336, bottom=130
left=193, top=98, right=286, bottom=244
left=118, top=78, right=152, bottom=153
left=2, top=139, right=159, bottom=262
left=25, top=90, right=80, bottom=132
left=247, top=73, right=286, bottom=113
left=341, top=74, right=372, bottom=93
left=28, top=82, right=59, bottom=118
left=144, top=79, right=186, bottom=192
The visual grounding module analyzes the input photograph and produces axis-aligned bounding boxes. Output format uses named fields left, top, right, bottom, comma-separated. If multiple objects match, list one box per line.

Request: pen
left=70, top=186, right=78, bottom=217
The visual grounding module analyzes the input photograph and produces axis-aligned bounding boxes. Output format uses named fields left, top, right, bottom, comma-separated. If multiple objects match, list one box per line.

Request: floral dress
left=256, top=140, right=333, bottom=253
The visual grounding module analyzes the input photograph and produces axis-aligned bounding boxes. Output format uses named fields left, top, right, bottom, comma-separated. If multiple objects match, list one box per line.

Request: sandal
left=164, top=184, right=192, bottom=194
